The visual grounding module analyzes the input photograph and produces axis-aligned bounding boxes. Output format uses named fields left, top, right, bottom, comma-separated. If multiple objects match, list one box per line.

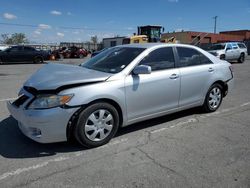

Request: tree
left=1, top=33, right=28, bottom=45
left=90, top=35, right=98, bottom=44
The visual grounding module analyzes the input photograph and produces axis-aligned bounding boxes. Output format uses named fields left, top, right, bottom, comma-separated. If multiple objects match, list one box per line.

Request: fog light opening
left=28, top=127, right=42, bottom=138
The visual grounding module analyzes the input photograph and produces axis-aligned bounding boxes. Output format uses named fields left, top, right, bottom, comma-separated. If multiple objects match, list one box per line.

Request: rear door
left=23, top=46, right=36, bottom=61
left=125, top=47, right=180, bottom=122
left=176, top=47, right=214, bottom=107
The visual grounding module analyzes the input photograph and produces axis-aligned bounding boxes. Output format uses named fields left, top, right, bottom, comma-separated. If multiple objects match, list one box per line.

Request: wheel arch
left=66, top=98, right=124, bottom=141
left=211, top=80, right=228, bottom=97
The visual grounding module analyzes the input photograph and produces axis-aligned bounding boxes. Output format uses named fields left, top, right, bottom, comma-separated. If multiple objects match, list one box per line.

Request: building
left=102, top=37, right=126, bottom=49
left=161, top=31, right=249, bottom=45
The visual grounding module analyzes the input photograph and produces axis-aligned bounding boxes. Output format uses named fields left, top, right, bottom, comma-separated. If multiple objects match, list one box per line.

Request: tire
left=220, top=54, right=225, bottom=60
left=238, top=53, right=245, bottom=63
left=202, top=83, right=223, bottom=113
left=33, top=56, right=43, bottom=64
left=79, top=54, right=84, bottom=59
left=0, top=57, right=3, bottom=64
left=74, top=102, right=119, bottom=148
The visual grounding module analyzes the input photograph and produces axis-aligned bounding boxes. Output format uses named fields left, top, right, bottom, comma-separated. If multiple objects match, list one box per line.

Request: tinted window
left=82, top=47, right=145, bottom=73
left=237, top=43, right=246, bottom=49
left=9, top=46, right=23, bottom=52
left=139, top=47, right=175, bottom=71
left=177, top=47, right=212, bottom=67
left=231, top=43, right=238, bottom=49
left=226, top=43, right=233, bottom=50
left=24, top=47, right=35, bottom=51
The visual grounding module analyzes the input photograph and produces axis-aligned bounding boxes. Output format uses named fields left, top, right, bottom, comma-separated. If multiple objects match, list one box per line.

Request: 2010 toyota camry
left=7, top=43, right=234, bottom=148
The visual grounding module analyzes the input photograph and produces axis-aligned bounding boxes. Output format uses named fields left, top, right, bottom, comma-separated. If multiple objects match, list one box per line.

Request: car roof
left=118, top=43, right=198, bottom=49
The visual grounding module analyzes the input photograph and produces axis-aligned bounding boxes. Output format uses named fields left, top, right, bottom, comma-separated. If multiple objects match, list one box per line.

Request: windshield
left=210, top=44, right=226, bottom=50
left=81, top=47, right=145, bottom=73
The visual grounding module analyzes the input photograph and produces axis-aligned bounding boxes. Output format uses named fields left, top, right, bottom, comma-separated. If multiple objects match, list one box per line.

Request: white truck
left=208, top=42, right=248, bottom=63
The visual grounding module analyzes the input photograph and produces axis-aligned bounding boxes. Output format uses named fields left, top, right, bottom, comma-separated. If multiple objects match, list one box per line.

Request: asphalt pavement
left=0, top=57, right=250, bottom=188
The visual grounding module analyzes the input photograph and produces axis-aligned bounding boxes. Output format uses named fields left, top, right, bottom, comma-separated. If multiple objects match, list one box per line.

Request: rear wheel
left=33, top=56, right=43, bottom=64
left=74, top=102, right=119, bottom=148
left=238, top=53, right=245, bottom=63
left=202, top=83, right=223, bottom=112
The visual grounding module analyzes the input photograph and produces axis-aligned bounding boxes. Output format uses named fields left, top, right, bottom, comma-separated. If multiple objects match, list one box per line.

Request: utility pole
left=213, top=16, right=218, bottom=34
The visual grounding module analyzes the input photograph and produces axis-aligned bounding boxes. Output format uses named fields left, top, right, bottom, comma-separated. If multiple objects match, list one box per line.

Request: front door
left=125, top=47, right=180, bottom=123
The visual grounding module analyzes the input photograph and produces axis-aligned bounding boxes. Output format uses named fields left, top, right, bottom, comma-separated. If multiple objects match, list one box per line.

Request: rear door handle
left=169, top=74, right=179, bottom=79
left=208, top=68, right=214, bottom=72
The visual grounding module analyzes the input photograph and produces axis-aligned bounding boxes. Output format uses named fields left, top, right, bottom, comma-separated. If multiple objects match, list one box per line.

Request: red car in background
left=51, top=46, right=88, bottom=59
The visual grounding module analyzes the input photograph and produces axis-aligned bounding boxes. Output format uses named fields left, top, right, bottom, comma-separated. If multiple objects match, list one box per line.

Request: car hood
left=24, top=63, right=112, bottom=90
left=208, top=49, right=224, bottom=54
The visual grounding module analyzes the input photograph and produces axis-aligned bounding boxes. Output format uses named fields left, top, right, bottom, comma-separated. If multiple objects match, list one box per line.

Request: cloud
left=50, top=10, right=62, bottom=15
left=3, top=13, right=17, bottom=20
left=72, top=31, right=80, bottom=34
left=168, top=0, right=178, bottom=2
left=34, top=30, right=41, bottom=35
left=57, top=32, right=64, bottom=37
left=125, top=27, right=135, bottom=31
left=38, top=24, right=51, bottom=29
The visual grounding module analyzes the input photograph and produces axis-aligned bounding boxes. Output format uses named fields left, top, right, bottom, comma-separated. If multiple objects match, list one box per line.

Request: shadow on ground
left=0, top=107, right=202, bottom=159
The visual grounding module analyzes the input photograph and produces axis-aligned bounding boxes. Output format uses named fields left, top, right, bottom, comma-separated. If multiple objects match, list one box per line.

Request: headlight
left=28, top=94, right=73, bottom=109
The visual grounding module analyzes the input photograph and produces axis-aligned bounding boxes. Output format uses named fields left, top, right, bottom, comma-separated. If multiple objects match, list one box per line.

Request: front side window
left=139, top=47, right=175, bottom=71
left=9, top=46, right=23, bottom=52
left=226, top=43, right=233, bottom=50
left=81, top=47, right=145, bottom=73
left=177, top=47, right=212, bottom=67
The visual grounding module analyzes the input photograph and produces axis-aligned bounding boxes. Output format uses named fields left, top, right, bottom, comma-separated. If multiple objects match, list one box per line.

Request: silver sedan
left=7, top=43, right=234, bottom=148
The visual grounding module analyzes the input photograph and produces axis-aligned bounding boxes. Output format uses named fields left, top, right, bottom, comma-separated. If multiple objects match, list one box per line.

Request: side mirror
left=133, top=65, right=152, bottom=75
left=226, top=48, right=230, bottom=51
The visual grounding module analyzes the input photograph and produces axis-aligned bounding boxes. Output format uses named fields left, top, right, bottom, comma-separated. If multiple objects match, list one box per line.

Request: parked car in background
left=7, top=43, right=234, bottom=148
left=0, top=46, right=50, bottom=64
left=208, top=42, right=248, bottom=63
left=91, top=48, right=108, bottom=57
left=58, top=46, right=88, bottom=59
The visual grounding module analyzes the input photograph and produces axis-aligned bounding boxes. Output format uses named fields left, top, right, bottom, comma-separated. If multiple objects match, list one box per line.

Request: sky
left=0, top=0, right=250, bottom=44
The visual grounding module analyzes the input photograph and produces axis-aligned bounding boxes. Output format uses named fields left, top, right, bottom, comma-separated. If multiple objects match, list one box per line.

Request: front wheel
left=74, top=102, right=119, bottom=148
left=202, top=84, right=223, bottom=112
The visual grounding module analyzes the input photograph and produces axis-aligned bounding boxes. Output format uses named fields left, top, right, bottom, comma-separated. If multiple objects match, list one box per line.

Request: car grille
left=12, top=95, right=29, bottom=107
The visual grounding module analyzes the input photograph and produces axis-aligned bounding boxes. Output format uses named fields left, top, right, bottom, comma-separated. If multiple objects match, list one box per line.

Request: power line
left=0, top=22, right=134, bottom=32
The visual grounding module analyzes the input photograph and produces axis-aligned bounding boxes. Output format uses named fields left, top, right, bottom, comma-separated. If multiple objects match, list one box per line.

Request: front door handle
left=208, top=68, right=214, bottom=72
left=169, top=74, right=179, bottom=79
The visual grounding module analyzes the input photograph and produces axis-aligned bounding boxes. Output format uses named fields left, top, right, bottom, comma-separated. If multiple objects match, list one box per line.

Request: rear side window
left=177, top=47, right=212, bottom=67
left=24, top=47, right=35, bottom=51
left=139, top=47, right=175, bottom=71
left=238, top=43, right=247, bottom=49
